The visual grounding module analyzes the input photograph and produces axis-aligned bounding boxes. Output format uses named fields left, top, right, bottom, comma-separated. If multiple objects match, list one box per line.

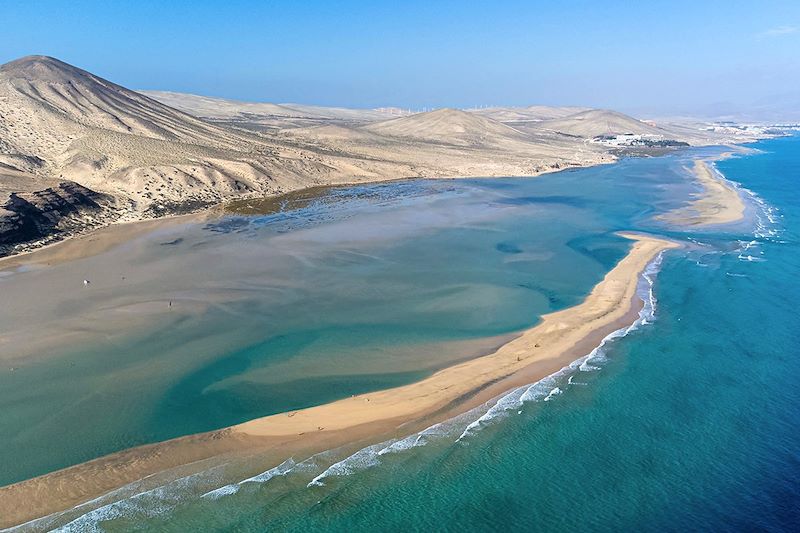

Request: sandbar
left=658, top=159, right=746, bottom=226
left=0, top=233, right=678, bottom=529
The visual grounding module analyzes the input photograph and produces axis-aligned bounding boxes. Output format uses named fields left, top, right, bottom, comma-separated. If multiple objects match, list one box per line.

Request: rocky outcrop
left=0, top=181, right=116, bottom=254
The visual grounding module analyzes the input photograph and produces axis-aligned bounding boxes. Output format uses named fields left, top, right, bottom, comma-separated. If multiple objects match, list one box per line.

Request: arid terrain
left=0, top=55, right=765, bottom=255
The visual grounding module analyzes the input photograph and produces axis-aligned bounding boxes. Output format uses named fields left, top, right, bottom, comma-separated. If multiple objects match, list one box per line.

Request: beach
left=658, top=159, right=746, bottom=226
left=0, top=232, right=677, bottom=528
left=233, top=233, right=678, bottom=436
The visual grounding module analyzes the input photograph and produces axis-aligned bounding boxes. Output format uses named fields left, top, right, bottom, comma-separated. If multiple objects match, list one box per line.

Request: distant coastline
left=0, top=146, right=748, bottom=265
left=0, top=157, right=609, bottom=262
left=1, top=56, right=778, bottom=261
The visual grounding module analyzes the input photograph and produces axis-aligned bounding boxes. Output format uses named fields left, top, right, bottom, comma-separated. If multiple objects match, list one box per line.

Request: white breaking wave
left=306, top=419, right=460, bottom=487
left=726, top=272, right=748, bottom=278
left=458, top=250, right=665, bottom=440
left=738, top=254, right=766, bottom=262
left=731, top=195, right=778, bottom=258
left=568, top=375, right=588, bottom=386
left=8, top=459, right=233, bottom=533
left=52, top=469, right=222, bottom=533
left=201, top=458, right=297, bottom=500
left=577, top=250, right=662, bottom=372
left=307, top=443, right=386, bottom=487
left=544, top=387, right=563, bottom=402
left=377, top=421, right=450, bottom=456
left=739, top=183, right=781, bottom=240
left=703, top=162, right=781, bottom=264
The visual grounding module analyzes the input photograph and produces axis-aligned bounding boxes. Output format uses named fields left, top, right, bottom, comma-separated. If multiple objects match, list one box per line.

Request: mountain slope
left=0, top=56, right=238, bottom=147
left=532, top=109, right=665, bottom=137
left=361, top=108, right=528, bottom=147
left=3, top=55, right=731, bottom=256
left=141, top=90, right=404, bottom=129
left=0, top=55, right=348, bottom=213
left=469, top=105, right=590, bottom=123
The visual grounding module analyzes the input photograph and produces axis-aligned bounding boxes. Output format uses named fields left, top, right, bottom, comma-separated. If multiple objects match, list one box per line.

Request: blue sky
left=2, top=0, right=799, bottom=115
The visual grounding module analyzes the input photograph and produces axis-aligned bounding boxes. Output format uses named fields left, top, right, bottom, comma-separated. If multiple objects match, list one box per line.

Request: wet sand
left=658, top=159, right=746, bottom=226
left=0, top=232, right=678, bottom=528
left=233, top=233, right=677, bottom=437
left=0, top=211, right=212, bottom=271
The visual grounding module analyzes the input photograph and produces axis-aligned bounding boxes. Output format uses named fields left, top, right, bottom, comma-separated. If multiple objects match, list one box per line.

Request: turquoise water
left=7, top=136, right=800, bottom=531
left=1, top=149, right=699, bottom=488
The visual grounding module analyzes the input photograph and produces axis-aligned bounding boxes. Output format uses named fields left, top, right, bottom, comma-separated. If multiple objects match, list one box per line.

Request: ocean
left=5, top=135, right=799, bottom=531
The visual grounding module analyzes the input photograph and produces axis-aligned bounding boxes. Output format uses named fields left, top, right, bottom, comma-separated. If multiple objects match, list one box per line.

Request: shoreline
left=0, top=143, right=750, bottom=269
left=657, top=157, right=747, bottom=226
left=233, top=234, right=674, bottom=437
left=0, top=232, right=679, bottom=529
left=0, top=156, right=620, bottom=266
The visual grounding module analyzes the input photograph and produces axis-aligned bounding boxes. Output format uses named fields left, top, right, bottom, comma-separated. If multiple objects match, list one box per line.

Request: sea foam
left=201, top=458, right=297, bottom=500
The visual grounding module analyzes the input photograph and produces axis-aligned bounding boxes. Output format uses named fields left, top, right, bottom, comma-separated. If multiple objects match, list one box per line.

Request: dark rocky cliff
left=0, top=182, right=116, bottom=255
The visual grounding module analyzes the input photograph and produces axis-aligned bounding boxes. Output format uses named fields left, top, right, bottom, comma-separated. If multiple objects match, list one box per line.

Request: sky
left=2, top=0, right=799, bottom=117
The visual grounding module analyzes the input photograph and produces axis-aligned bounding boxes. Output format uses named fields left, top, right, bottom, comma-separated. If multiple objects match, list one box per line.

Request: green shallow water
left=6, top=137, right=800, bottom=531
left=0, top=150, right=696, bottom=487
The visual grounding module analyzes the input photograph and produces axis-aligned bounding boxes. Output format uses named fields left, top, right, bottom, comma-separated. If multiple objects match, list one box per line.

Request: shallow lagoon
left=0, top=146, right=740, bottom=489
left=117, top=136, right=796, bottom=533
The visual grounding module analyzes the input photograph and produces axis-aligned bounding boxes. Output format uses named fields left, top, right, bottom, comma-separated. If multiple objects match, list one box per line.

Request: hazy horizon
left=3, top=0, right=800, bottom=120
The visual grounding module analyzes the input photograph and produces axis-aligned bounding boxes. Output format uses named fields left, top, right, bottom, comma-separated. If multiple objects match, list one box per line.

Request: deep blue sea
left=7, top=135, right=799, bottom=531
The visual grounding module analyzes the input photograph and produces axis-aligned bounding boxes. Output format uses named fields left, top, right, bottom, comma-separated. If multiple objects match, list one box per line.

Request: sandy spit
left=658, top=159, right=746, bottom=226
left=0, top=233, right=678, bottom=529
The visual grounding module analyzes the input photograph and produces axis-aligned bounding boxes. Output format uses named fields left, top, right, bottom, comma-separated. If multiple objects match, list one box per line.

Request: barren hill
left=360, top=108, right=528, bottom=147
left=278, top=107, right=613, bottom=182
left=531, top=109, right=665, bottom=138
left=0, top=55, right=738, bottom=255
left=0, top=56, right=241, bottom=147
left=0, top=56, right=391, bottom=213
left=470, top=105, right=590, bottom=123
left=142, top=90, right=405, bottom=130
left=0, top=56, right=398, bottom=250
